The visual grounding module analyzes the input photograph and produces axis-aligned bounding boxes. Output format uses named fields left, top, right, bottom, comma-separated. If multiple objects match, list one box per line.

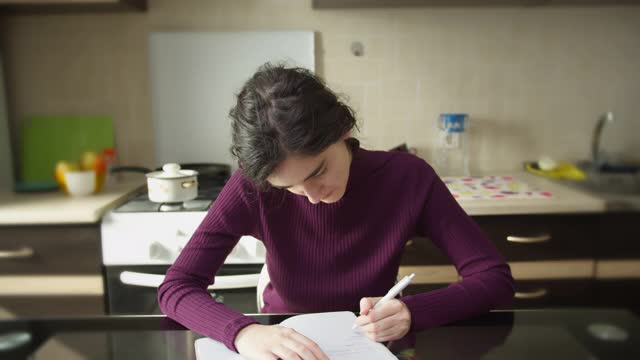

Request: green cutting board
left=20, top=115, right=114, bottom=185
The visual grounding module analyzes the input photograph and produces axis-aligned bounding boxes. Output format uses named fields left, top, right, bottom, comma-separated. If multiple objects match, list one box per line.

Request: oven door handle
left=119, top=271, right=260, bottom=290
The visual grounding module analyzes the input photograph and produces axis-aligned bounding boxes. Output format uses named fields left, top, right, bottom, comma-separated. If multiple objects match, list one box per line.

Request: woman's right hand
left=234, top=324, right=329, bottom=360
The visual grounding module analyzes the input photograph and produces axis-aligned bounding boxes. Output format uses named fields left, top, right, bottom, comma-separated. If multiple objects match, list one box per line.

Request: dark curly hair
left=229, top=63, right=359, bottom=187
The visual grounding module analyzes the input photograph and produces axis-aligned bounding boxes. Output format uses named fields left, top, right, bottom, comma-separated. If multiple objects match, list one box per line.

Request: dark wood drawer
left=597, top=213, right=640, bottom=259
left=0, top=295, right=104, bottom=319
left=594, top=279, right=640, bottom=315
left=507, top=279, right=594, bottom=309
left=400, top=237, right=450, bottom=266
left=0, top=225, right=101, bottom=274
left=473, top=215, right=598, bottom=261
left=401, top=214, right=599, bottom=266
left=403, top=280, right=594, bottom=309
left=403, top=283, right=450, bottom=296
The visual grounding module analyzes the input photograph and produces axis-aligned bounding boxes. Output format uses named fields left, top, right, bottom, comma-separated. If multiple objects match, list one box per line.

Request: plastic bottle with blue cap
left=436, top=113, right=470, bottom=177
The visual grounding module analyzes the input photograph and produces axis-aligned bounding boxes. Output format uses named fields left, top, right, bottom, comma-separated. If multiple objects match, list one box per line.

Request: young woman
left=158, top=64, right=514, bottom=360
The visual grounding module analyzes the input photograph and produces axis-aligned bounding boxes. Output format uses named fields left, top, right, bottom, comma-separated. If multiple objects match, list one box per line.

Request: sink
left=570, top=111, right=640, bottom=198
left=572, top=161, right=640, bottom=195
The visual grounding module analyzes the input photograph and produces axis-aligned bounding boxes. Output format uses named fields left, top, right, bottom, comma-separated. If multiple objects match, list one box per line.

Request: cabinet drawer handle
left=0, top=247, right=35, bottom=259
left=506, top=234, right=551, bottom=244
left=514, top=288, right=548, bottom=299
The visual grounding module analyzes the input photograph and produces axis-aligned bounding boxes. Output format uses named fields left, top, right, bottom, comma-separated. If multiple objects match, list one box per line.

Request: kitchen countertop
left=573, top=189, right=640, bottom=212
left=0, top=308, right=638, bottom=359
left=455, top=171, right=607, bottom=216
left=0, top=176, right=145, bottom=226
left=0, top=170, right=628, bottom=225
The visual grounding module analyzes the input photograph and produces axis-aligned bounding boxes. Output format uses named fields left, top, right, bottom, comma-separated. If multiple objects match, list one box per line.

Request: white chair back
left=256, top=263, right=270, bottom=311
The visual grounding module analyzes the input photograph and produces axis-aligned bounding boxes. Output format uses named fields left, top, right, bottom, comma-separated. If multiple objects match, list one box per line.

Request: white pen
left=352, top=273, right=416, bottom=330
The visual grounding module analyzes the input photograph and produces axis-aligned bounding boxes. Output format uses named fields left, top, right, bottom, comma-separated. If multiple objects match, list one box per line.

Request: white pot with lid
left=146, top=163, right=198, bottom=203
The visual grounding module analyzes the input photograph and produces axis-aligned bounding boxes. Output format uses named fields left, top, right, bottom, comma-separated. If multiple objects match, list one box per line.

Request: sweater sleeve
left=158, top=170, right=261, bottom=352
left=400, top=165, right=515, bottom=331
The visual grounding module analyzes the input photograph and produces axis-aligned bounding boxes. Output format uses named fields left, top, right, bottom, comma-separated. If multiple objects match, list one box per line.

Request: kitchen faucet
left=591, top=111, right=614, bottom=170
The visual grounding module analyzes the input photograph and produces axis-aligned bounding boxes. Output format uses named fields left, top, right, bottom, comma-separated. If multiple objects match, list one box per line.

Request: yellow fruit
left=80, top=151, right=107, bottom=175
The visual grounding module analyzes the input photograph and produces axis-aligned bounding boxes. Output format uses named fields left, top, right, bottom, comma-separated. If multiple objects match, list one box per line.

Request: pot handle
left=181, top=180, right=197, bottom=189
left=110, top=166, right=152, bottom=174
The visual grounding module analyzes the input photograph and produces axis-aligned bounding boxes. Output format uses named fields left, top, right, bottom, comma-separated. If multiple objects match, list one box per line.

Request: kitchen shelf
left=0, top=0, right=147, bottom=15
left=312, top=0, right=640, bottom=8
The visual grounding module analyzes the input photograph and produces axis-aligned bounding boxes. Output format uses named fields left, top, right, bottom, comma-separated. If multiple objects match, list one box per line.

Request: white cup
left=65, top=170, right=96, bottom=196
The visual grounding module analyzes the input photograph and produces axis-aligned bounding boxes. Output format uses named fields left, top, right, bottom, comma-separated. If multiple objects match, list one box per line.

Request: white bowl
left=65, top=170, right=96, bottom=196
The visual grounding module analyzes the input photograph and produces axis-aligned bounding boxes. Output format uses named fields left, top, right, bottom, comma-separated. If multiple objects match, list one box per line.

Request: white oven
left=101, top=202, right=266, bottom=315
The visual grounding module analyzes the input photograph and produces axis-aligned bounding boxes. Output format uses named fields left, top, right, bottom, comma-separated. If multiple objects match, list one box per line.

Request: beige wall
left=1, top=0, right=639, bottom=173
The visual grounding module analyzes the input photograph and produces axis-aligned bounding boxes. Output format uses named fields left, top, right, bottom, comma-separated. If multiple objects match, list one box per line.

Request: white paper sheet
left=194, top=311, right=397, bottom=359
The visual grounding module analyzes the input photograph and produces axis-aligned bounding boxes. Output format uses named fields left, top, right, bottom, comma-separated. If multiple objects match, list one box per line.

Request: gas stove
left=101, top=173, right=266, bottom=315
left=101, top=178, right=265, bottom=266
left=112, top=180, right=224, bottom=213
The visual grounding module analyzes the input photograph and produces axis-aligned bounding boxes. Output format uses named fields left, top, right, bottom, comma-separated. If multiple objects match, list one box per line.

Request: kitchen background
left=0, top=1, right=639, bottom=358
left=1, top=0, right=638, bottom=173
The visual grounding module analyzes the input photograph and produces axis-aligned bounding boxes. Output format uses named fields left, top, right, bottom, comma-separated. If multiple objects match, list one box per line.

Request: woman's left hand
left=354, top=297, right=412, bottom=342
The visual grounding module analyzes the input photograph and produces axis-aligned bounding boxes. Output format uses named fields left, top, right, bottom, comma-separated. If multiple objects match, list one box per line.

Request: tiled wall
left=1, top=0, right=639, bottom=173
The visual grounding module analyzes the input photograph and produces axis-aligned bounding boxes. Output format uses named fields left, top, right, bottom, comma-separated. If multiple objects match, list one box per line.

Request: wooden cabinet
left=594, top=280, right=640, bottom=316
left=400, top=212, right=640, bottom=311
left=312, top=0, right=640, bottom=8
left=0, top=225, right=101, bottom=275
left=400, top=237, right=449, bottom=266
left=473, top=214, right=597, bottom=262
left=0, top=296, right=104, bottom=319
left=0, top=224, right=104, bottom=318
left=593, top=212, right=640, bottom=315
left=400, top=213, right=604, bottom=309
left=403, top=279, right=594, bottom=309
left=510, top=279, right=593, bottom=308
left=596, top=212, right=640, bottom=259
left=401, top=214, right=598, bottom=265
left=403, top=283, right=450, bottom=297
left=0, top=0, right=146, bottom=14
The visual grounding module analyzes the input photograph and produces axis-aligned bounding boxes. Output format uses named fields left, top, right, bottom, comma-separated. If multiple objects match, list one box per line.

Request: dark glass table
left=0, top=308, right=638, bottom=359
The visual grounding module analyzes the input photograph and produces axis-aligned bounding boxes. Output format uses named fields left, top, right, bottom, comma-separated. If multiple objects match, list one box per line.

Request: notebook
left=194, top=311, right=397, bottom=359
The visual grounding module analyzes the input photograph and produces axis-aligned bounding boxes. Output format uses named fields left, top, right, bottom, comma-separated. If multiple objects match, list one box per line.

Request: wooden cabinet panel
left=401, top=214, right=598, bottom=266
left=0, top=295, right=104, bottom=319
left=508, top=279, right=594, bottom=309
left=403, top=279, right=594, bottom=309
left=0, top=224, right=105, bottom=319
left=0, top=0, right=146, bottom=14
left=402, top=283, right=451, bottom=298
left=400, top=237, right=450, bottom=266
left=597, top=213, right=640, bottom=259
left=312, top=0, right=640, bottom=8
left=0, top=225, right=101, bottom=274
left=594, top=280, right=640, bottom=316
left=473, top=215, right=597, bottom=261
left=398, top=211, right=640, bottom=312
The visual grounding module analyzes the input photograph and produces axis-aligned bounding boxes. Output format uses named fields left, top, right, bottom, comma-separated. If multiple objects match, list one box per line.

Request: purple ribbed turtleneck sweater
left=158, top=147, right=514, bottom=352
